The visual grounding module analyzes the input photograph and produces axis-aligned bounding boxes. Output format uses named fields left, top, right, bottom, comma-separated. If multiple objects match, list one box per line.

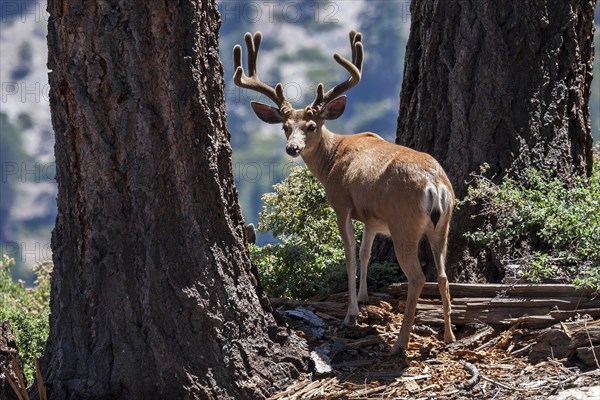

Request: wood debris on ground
left=269, top=283, right=600, bottom=399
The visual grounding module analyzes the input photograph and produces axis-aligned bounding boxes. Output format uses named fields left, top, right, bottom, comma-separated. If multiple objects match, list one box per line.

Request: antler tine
left=246, top=32, right=258, bottom=76
left=352, top=31, right=363, bottom=66
left=349, top=30, right=358, bottom=64
left=233, top=31, right=288, bottom=108
left=312, top=30, right=364, bottom=108
left=313, top=83, right=325, bottom=108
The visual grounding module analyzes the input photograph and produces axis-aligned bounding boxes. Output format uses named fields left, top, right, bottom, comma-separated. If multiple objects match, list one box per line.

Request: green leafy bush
left=250, top=166, right=402, bottom=299
left=461, top=159, right=600, bottom=291
left=0, top=255, right=51, bottom=384
left=249, top=167, right=352, bottom=299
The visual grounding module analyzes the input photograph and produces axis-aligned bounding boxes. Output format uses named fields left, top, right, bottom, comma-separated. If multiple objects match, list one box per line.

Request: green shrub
left=249, top=167, right=353, bottom=298
left=0, top=255, right=51, bottom=384
left=460, top=159, right=600, bottom=291
left=250, top=166, right=403, bottom=299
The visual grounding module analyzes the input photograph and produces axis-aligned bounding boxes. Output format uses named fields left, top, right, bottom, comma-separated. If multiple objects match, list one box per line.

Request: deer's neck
left=301, top=127, right=340, bottom=184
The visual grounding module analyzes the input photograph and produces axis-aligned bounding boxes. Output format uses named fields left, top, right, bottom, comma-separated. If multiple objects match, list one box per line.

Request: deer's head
left=233, top=31, right=363, bottom=157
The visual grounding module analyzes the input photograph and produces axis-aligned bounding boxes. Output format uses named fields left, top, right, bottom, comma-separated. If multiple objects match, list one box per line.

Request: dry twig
left=2, top=357, right=49, bottom=400
left=35, top=357, right=47, bottom=400
left=2, top=357, right=27, bottom=400
left=480, top=375, right=526, bottom=392
left=584, top=319, right=600, bottom=369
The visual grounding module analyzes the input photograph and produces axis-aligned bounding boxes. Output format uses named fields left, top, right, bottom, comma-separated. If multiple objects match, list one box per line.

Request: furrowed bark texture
left=43, top=1, right=307, bottom=398
left=395, top=0, right=596, bottom=281
left=0, top=321, right=20, bottom=400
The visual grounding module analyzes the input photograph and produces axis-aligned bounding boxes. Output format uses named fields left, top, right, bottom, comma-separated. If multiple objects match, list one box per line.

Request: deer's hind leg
left=426, top=216, right=456, bottom=344
left=336, top=210, right=360, bottom=326
left=389, top=224, right=425, bottom=355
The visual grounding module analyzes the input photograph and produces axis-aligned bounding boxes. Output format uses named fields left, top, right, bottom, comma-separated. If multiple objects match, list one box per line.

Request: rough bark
left=393, top=0, right=596, bottom=281
left=43, top=1, right=307, bottom=399
left=0, top=321, right=20, bottom=400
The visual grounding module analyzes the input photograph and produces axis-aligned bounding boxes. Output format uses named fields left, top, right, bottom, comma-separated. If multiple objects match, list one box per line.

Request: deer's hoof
left=342, top=314, right=358, bottom=327
left=389, top=344, right=407, bottom=359
left=444, top=331, right=457, bottom=344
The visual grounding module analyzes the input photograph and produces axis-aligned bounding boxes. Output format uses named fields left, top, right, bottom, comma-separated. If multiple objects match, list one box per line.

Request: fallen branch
left=480, top=373, right=532, bottom=393
left=382, top=283, right=600, bottom=329
left=584, top=319, right=600, bottom=369
left=387, top=283, right=597, bottom=299
left=447, top=325, right=494, bottom=351
left=510, top=343, right=533, bottom=356
left=457, top=362, right=480, bottom=390
left=480, top=375, right=517, bottom=391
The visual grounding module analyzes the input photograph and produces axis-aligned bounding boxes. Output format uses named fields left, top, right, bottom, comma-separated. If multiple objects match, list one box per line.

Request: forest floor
left=269, top=286, right=600, bottom=399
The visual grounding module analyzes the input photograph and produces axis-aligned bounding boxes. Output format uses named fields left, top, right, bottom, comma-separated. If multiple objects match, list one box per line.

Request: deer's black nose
left=286, top=145, right=301, bottom=156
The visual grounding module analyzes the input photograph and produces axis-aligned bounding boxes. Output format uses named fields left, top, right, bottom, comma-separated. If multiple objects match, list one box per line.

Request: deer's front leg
left=358, top=227, right=375, bottom=302
left=336, top=211, right=359, bottom=326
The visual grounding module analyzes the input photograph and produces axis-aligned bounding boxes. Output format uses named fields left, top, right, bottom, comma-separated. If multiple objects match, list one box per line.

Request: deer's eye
left=283, top=125, right=291, bottom=134
left=307, top=123, right=317, bottom=132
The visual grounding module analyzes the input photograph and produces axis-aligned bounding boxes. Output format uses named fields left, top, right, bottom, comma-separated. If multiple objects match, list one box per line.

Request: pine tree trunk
left=394, top=0, right=596, bottom=281
left=42, top=1, right=307, bottom=398
left=0, top=321, right=20, bottom=400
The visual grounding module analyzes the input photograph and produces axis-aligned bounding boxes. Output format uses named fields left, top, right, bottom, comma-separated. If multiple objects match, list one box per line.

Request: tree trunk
left=394, top=0, right=596, bottom=281
left=42, top=1, right=307, bottom=399
left=0, top=321, right=20, bottom=400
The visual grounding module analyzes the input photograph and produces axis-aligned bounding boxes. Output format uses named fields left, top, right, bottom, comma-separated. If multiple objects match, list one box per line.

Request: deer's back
left=324, top=132, right=452, bottom=225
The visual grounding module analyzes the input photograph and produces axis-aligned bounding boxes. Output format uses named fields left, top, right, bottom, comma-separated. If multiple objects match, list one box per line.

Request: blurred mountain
left=1, top=0, right=54, bottom=281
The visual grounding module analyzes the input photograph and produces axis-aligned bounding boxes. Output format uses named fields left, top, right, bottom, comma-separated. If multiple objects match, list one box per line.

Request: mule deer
left=233, top=31, right=456, bottom=355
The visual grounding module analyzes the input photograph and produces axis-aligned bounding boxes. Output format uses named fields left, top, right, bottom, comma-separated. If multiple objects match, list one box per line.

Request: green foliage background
left=0, top=255, right=51, bottom=384
left=249, top=167, right=355, bottom=298
left=461, top=158, right=600, bottom=291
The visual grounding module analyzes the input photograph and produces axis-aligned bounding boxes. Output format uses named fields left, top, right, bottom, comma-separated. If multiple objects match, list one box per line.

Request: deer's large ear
left=320, top=96, right=346, bottom=120
left=251, top=101, right=284, bottom=124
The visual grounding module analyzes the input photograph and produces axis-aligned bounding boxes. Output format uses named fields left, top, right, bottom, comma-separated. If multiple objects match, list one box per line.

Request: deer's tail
left=425, top=184, right=451, bottom=229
